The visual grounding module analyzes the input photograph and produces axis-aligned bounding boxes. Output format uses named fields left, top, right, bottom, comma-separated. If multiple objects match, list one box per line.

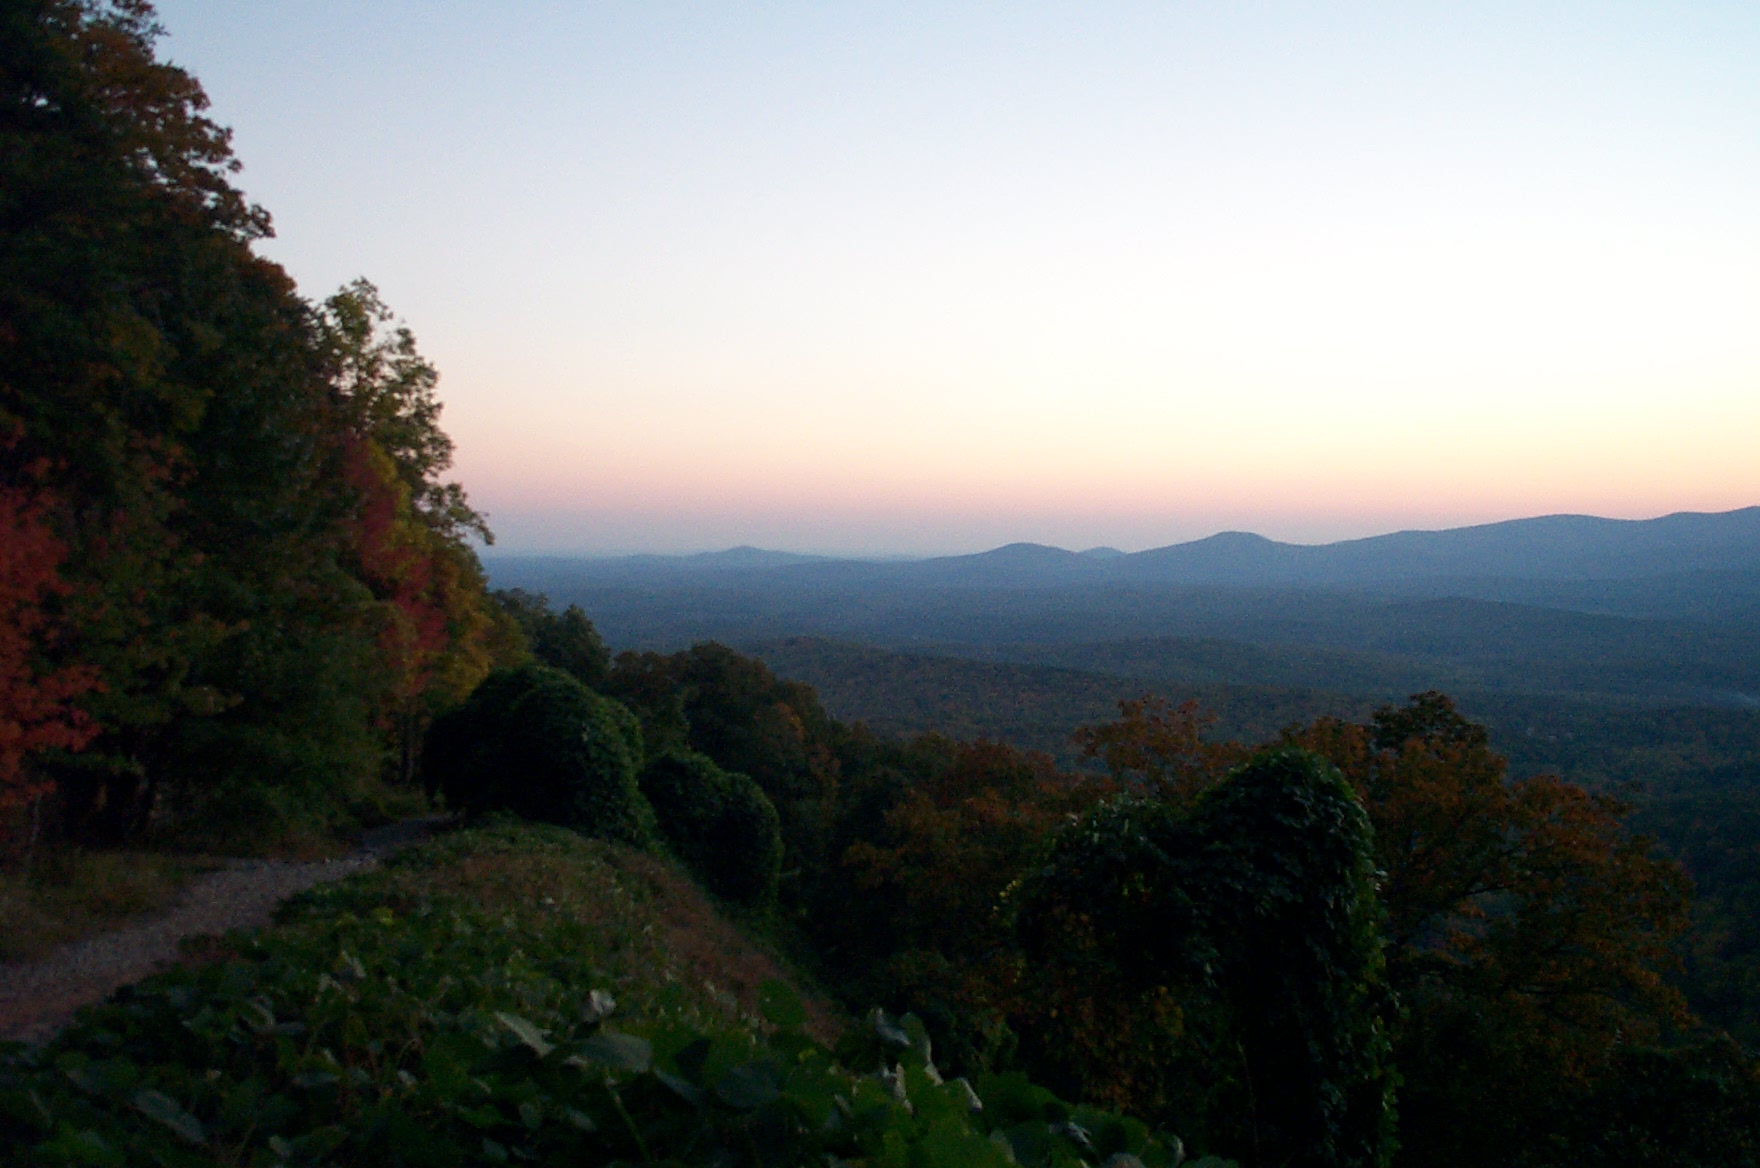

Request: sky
left=152, top=1, right=1760, bottom=556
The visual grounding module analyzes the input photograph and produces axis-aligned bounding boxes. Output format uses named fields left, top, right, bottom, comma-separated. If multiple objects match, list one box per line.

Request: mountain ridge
left=488, top=505, right=1760, bottom=593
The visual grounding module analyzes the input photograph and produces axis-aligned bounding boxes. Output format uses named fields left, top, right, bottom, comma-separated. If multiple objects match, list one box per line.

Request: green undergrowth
left=0, top=824, right=1203, bottom=1167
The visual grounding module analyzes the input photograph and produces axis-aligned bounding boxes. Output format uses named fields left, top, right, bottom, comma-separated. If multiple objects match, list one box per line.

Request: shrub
left=641, top=750, right=783, bottom=904
left=423, top=664, right=654, bottom=845
left=604, top=697, right=645, bottom=770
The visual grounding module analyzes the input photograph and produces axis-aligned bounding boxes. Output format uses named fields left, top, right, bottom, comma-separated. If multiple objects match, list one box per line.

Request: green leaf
left=291, top=1125, right=349, bottom=1160
left=758, top=980, right=807, bottom=1028
left=900, top=1013, right=934, bottom=1065
left=569, top=1032, right=651, bottom=1074
left=133, top=1088, right=206, bottom=1146
left=715, top=1061, right=781, bottom=1110
left=655, top=1068, right=703, bottom=1105
left=33, top=1129, right=123, bottom=1167
left=494, top=1011, right=554, bottom=1058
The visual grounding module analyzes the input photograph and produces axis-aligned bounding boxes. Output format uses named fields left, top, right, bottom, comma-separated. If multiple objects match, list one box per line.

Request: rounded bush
left=639, top=750, right=724, bottom=842
left=423, top=664, right=655, bottom=845
left=640, top=750, right=783, bottom=904
left=604, top=697, right=645, bottom=771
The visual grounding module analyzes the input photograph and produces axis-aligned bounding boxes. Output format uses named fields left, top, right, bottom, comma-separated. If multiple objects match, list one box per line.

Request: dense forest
left=5, top=4, right=1760, bottom=1166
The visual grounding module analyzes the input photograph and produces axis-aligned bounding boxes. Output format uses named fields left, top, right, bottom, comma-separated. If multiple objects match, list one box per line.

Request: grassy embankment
left=2, top=824, right=1190, bottom=1167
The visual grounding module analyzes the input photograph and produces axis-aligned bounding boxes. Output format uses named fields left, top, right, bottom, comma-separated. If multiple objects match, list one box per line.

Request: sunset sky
left=153, top=1, right=1760, bottom=555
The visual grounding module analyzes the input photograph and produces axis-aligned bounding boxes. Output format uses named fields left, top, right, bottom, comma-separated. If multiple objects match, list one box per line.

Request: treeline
left=748, top=637, right=1760, bottom=1050
left=457, top=608, right=1760, bottom=1166
left=0, top=0, right=523, bottom=854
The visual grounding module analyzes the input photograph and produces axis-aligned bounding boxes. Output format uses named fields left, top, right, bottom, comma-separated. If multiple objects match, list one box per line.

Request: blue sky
left=153, top=2, right=1760, bottom=554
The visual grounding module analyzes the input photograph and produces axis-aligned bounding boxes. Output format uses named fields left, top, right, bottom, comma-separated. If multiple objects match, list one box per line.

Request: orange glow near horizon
left=155, top=2, right=1760, bottom=554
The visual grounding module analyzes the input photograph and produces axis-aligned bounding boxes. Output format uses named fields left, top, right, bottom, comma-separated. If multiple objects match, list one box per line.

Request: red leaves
left=0, top=477, right=98, bottom=815
left=341, top=437, right=450, bottom=708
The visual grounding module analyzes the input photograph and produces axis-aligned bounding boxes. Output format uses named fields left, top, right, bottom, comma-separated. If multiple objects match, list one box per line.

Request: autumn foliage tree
left=838, top=738, right=1114, bottom=1069
left=1283, top=692, right=1693, bottom=1166
left=0, top=0, right=507, bottom=848
left=322, top=281, right=507, bottom=784
left=0, top=467, right=97, bottom=845
left=1020, top=690, right=1702, bottom=1164
left=1071, top=694, right=1246, bottom=806
left=2, top=0, right=273, bottom=839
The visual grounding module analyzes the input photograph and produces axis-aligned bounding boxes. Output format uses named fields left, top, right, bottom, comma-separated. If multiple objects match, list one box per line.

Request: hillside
left=0, top=824, right=1191, bottom=1168
left=744, top=636, right=1760, bottom=794
left=489, top=556, right=1760, bottom=709
left=744, top=636, right=1367, bottom=764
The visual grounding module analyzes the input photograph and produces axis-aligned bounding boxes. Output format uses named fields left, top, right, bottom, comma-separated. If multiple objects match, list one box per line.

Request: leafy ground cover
left=0, top=824, right=1197, bottom=1166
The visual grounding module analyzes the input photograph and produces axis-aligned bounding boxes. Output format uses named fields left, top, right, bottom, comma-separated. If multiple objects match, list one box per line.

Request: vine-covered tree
left=1047, top=691, right=1715, bottom=1164
left=605, top=642, right=843, bottom=890
left=1018, top=749, right=1396, bottom=1168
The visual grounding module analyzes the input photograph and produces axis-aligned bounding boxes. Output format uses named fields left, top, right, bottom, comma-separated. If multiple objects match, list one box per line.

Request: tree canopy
left=0, top=0, right=511, bottom=849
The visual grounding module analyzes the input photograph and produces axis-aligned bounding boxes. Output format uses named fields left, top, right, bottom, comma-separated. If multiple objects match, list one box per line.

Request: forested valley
left=4, top=3, right=1760, bottom=1165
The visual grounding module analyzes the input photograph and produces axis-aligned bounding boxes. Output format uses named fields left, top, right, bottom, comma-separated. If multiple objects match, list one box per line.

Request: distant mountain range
left=513, top=545, right=833, bottom=573
left=485, top=506, right=1760, bottom=709
left=495, top=506, right=1760, bottom=596
left=1113, top=507, right=1760, bottom=585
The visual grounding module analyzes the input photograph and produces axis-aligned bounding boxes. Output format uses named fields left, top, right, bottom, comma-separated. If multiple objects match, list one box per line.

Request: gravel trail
left=0, top=819, right=439, bottom=1046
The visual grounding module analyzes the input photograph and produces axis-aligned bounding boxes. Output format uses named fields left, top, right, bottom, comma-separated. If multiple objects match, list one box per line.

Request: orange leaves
left=1072, top=695, right=1245, bottom=807
left=343, top=437, right=448, bottom=706
left=1287, top=693, right=1692, bottom=1071
left=835, top=738, right=1120, bottom=1082
left=844, top=739, right=1106, bottom=956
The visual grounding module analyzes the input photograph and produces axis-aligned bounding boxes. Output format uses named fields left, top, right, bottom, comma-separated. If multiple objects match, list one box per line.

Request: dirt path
left=0, top=819, right=440, bottom=1046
